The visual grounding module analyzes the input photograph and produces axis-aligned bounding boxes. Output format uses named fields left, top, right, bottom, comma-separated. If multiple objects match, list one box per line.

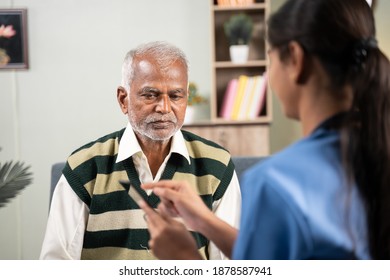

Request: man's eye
left=170, top=94, right=182, bottom=101
left=142, top=93, right=157, bottom=99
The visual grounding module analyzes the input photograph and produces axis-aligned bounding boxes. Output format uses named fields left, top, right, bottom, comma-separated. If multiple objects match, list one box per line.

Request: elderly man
left=40, top=41, right=241, bottom=260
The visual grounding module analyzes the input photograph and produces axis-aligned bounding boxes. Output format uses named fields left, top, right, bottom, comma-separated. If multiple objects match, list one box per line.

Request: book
left=231, top=75, right=249, bottom=120
left=219, top=78, right=238, bottom=119
left=249, top=72, right=267, bottom=119
left=217, top=0, right=229, bottom=6
left=237, top=76, right=254, bottom=120
left=243, top=75, right=261, bottom=119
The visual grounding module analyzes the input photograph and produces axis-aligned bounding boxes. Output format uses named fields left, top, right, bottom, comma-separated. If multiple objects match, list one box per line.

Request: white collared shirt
left=40, top=123, right=241, bottom=260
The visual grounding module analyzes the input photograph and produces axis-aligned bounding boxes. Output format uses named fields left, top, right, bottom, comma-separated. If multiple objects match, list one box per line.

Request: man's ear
left=117, top=86, right=128, bottom=114
left=287, top=41, right=309, bottom=85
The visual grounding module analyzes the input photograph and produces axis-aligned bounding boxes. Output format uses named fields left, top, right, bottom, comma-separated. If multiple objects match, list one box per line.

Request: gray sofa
left=50, top=156, right=266, bottom=206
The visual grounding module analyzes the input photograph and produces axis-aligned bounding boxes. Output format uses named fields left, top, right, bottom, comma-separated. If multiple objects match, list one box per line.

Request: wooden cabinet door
left=183, top=124, right=269, bottom=156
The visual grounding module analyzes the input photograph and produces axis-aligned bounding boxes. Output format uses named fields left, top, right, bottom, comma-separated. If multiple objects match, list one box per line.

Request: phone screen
left=119, top=180, right=152, bottom=207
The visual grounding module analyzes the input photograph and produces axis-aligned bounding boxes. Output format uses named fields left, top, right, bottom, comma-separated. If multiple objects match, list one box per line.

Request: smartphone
left=119, top=180, right=153, bottom=207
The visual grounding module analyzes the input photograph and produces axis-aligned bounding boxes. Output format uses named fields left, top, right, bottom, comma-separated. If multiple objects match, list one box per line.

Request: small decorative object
left=188, top=82, right=207, bottom=106
left=184, top=82, right=208, bottom=124
left=0, top=9, right=28, bottom=69
left=0, top=148, right=33, bottom=208
left=224, top=13, right=253, bottom=63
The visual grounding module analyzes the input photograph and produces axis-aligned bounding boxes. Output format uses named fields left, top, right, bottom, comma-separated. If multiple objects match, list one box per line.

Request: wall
left=375, top=0, right=390, bottom=58
left=1, top=0, right=389, bottom=260
left=0, top=0, right=211, bottom=259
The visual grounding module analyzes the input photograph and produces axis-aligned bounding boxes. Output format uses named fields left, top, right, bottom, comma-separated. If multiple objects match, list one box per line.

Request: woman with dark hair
left=139, top=0, right=390, bottom=260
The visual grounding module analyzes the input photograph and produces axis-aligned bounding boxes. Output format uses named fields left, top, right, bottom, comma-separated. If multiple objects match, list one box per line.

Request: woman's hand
left=138, top=200, right=202, bottom=260
left=142, top=180, right=238, bottom=258
left=142, top=180, right=213, bottom=233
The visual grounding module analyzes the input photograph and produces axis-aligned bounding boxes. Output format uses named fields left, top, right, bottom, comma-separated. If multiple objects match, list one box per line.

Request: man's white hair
left=121, top=41, right=190, bottom=93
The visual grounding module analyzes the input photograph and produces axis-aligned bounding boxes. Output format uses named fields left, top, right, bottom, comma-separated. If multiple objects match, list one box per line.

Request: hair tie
left=351, top=37, right=378, bottom=71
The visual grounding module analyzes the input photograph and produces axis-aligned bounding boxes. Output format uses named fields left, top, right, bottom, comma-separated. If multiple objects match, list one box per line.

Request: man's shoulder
left=66, top=128, right=125, bottom=169
left=71, top=128, right=125, bottom=154
left=180, top=129, right=232, bottom=169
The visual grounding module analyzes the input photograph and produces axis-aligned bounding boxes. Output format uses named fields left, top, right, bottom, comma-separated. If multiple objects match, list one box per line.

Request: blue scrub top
left=233, top=115, right=370, bottom=259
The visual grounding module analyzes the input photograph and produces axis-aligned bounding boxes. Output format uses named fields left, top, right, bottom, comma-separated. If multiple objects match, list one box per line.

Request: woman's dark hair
left=268, top=0, right=390, bottom=259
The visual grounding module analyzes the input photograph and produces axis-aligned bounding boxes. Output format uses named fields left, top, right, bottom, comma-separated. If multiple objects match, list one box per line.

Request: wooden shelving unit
left=183, top=0, right=272, bottom=156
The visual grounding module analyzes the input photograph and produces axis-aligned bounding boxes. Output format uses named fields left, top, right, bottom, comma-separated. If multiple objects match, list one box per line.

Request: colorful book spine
left=249, top=72, right=268, bottom=119
left=231, top=75, right=248, bottom=120
left=244, top=75, right=261, bottom=119
left=237, top=76, right=254, bottom=120
left=219, top=78, right=238, bottom=119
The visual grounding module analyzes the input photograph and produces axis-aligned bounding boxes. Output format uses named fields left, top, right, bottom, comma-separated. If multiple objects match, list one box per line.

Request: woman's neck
left=299, top=85, right=352, bottom=136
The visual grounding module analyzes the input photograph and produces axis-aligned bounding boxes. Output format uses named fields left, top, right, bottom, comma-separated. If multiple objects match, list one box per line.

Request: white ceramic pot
left=229, top=45, right=249, bottom=63
left=184, top=104, right=210, bottom=124
left=184, top=106, right=195, bottom=124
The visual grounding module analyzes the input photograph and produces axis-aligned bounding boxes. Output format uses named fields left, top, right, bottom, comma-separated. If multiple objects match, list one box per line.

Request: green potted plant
left=184, top=82, right=208, bottom=124
left=0, top=148, right=33, bottom=208
left=224, top=13, right=253, bottom=63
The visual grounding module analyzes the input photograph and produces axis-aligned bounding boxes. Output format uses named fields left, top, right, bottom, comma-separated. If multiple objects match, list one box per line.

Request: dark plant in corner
left=224, top=13, right=253, bottom=46
left=0, top=148, right=33, bottom=208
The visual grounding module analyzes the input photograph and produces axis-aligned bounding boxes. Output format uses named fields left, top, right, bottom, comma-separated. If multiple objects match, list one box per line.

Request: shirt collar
left=311, top=111, right=348, bottom=136
left=116, top=122, right=190, bottom=164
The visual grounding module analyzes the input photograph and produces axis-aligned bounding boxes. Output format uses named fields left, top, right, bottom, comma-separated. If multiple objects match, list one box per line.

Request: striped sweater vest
left=62, top=128, right=235, bottom=260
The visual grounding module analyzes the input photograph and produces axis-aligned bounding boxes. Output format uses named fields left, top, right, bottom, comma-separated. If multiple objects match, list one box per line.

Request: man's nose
left=156, top=94, right=172, bottom=113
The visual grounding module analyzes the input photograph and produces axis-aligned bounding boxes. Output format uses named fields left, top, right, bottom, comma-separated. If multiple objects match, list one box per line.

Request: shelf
left=182, top=0, right=271, bottom=156
left=215, top=60, right=267, bottom=68
left=183, top=115, right=272, bottom=127
left=209, top=0, right=271, bottom=128
left=213, top=115, right=271, bottom=125
left=213, top=3, right=266, bottom=11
